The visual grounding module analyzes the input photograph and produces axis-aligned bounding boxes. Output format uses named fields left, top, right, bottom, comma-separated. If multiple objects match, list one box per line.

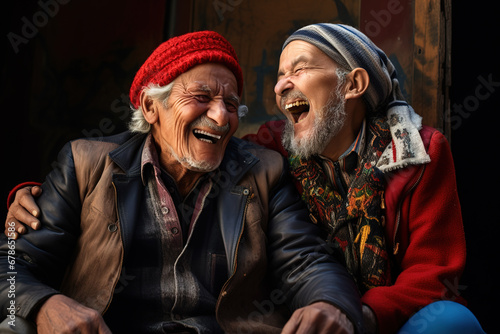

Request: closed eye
left=194, top=95, right=210, bottom=102
left=225, top=101, right=238, bottom=113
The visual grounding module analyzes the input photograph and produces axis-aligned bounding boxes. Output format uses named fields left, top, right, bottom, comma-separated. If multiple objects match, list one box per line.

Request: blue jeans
left=397, top=301, right=486, bottom=334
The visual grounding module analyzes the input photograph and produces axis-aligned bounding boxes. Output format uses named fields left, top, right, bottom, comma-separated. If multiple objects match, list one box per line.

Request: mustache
left=280, top=90, right=308, bottom=110
left=190, top=114, right=230, bottom=133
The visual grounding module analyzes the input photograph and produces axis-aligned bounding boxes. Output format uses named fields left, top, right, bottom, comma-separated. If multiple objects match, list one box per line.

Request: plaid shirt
left=104, top=134, right=226, bottom=333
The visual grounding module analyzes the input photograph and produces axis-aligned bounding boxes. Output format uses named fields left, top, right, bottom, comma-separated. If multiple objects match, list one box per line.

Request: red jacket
left=244, top=120, right=466, bottom=334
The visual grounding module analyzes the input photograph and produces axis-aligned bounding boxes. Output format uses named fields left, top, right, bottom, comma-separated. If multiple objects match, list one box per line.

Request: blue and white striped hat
left=283, top=23, right=405, bottom=114
left=283, top=23, right=431, bottom=171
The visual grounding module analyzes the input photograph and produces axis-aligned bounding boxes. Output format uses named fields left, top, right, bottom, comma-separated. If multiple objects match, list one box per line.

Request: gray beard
left=282, top=91, right=346, bottom=159
left=168, top=115, right=230, bottom=172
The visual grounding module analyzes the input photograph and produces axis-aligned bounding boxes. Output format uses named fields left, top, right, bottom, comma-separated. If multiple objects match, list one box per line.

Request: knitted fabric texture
left=284, top=23, right=430, bottom=172
left=129, top=31, right=243, bottom=108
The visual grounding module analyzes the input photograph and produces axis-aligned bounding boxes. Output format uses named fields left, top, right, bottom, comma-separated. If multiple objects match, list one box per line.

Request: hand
left=282, top=301, right=354, bottom=334
left=5, top=186, right=42, bottom=239
left=362, top=304, right=378, bottom=334
left=36, top=294, right=112, bottom=334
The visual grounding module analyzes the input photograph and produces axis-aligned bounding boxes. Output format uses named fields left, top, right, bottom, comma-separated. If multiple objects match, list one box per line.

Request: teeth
left=193, top=129, right=221, bottom=140
left=193, top=129, right=223, bottom=144
left=285, top=100, right=309, bottom=110
left=199, top=138, right=213, bottom=143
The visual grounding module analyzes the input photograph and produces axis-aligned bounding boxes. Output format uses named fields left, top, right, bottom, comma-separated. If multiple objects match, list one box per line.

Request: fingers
left=18, top=186, right=42, bottom=219
left=31, top=185, right=43, bottom=197
left=36, top=294, right=111, bottom=334
left=282, top=302, right=354, bottom=334
left=283, top=309, right=322, bottom=334
left=6, top=205, right=40, bottom=230
left=4, top=220, right=28, bottom=240
left=281, top=308, right=302, bottom=334
left=98, top=321, right=113, bottom=334
left=4, top=186, right=42, bottom=239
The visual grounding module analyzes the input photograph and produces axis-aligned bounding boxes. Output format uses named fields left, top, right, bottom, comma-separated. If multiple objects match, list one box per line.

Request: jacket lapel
left=108, top=134, right=259, bottom=273
left=108, top=133, right=147, bottom=256
left=216, top=138, right=259, bottom=274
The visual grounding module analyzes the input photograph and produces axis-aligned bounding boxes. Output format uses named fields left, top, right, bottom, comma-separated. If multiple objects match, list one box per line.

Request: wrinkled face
left=152, top=63, right=240, bottom=172
left=275, top=40, right=347, bottom=158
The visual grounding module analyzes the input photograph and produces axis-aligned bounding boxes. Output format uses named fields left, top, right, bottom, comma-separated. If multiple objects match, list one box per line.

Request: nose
left=274, top=76, right=293, bottom=96
left=206, top=98, right=229, bottom=127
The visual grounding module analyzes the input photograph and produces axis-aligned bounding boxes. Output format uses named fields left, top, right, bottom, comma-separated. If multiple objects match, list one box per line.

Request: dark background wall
left=450, top=2, right=498, bottom=331
left=1, top=1, right=497, bottom=332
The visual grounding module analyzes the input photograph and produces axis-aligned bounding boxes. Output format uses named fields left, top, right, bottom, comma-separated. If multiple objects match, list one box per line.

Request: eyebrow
left=192, top=84, right=240, bottom=104
left=277, top=55, right=309, bottom=77
left=227, top=95, right=240, bottom=105
left=197, top=84, right=212, bottom=93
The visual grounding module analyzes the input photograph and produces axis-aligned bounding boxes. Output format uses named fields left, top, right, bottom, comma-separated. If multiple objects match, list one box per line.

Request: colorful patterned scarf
left=288, top=118, right=392, bottom=293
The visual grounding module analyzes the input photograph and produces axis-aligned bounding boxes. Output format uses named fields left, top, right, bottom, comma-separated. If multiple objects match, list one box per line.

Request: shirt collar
left=318, top=119, right=367, bottom=188
left=319, top=119, right=366, bottom=162
left=141, top=133, right=161, bottom=185
left=339, top=118, right=366, bottom=160
left=140, top=133, right=219, bottom=187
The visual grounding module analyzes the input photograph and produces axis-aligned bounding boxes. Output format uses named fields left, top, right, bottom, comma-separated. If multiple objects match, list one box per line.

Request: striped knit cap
left=284, top=23, right=430, bottom=171
left=129, top=31, right=243, bottom=108
left=283, top=23, right=406, bottom=113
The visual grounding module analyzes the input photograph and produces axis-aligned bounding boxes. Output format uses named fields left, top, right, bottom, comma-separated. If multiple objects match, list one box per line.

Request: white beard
left=282, top=90, right=347, bottom=159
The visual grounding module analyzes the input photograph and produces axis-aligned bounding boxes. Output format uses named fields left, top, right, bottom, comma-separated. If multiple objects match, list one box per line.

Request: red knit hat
left=129, top=31, right=243, bottom=108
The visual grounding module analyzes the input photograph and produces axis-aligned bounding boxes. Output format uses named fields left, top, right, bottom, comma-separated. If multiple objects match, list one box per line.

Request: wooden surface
left=412, top=0, right=451, bottom=136
left=191, top=0, right=360, bottom=137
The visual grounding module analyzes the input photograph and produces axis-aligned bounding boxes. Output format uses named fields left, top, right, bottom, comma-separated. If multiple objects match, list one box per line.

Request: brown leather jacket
left=0, top=132, right=363, bottom=333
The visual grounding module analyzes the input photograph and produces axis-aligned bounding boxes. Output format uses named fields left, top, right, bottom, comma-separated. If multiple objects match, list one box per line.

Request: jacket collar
left=108, top=132, right=259, bottom=186
left=108, top=132, right=147, bottom=176
left=217, top=137, right=259, bottom=183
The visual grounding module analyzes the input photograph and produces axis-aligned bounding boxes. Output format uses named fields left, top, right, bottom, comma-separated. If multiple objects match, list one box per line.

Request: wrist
left=28, top=293, right=60, bottom=323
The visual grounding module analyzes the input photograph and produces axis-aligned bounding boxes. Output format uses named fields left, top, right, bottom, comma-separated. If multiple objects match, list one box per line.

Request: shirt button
left=161, top=206, right=170, bottom=215
left=171, top=227, right=179, bottom=235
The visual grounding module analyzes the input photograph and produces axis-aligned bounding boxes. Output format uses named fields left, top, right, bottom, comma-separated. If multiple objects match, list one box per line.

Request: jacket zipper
left=215, top=192, right=250, bottom=315
left=392, top=166, right=426, bottom=255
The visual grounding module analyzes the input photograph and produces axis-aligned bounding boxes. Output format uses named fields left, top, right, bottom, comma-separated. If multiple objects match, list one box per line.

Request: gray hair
left=128, top=83, right=248, bottom=134
left=128, top=82, right=174, bottom=133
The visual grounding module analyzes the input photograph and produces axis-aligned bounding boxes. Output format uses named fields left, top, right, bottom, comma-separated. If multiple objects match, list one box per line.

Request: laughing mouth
left=193, top=129, right=222, bottom=144
left=284, top=100, right=310, bottom=123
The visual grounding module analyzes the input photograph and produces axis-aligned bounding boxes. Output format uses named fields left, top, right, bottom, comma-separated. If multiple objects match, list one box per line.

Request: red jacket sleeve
left=6, top=182, right=42, bottom=209
left=242, top=120, right=289, bottom=157
left=362, top=129, right=466, bottom=334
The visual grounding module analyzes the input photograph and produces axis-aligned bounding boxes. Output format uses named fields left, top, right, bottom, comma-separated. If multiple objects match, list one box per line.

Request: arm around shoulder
left=0, top=141, right=83, bottom=320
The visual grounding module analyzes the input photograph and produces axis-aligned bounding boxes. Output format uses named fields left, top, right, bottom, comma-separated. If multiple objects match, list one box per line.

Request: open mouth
left=193, top=129, right=222, bottom=144
left=285, top=100, right=310, bottom=123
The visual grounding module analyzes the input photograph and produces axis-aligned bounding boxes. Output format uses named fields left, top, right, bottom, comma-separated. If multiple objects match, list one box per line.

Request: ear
left=344, top=68, right=369, bottom=101
left=140, top=90, right=158, bottom=125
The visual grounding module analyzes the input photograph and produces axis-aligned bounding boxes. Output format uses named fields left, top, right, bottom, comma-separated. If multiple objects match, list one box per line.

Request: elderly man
left=5, top=24, right=487, bottom=334
left=243, top=23, right=484, bottom=334
left=0, top=31, right=362, bottom=333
